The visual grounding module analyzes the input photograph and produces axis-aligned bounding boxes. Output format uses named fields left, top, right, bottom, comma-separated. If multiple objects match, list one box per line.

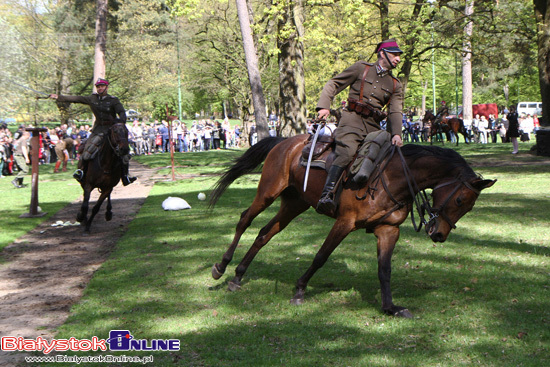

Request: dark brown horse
left=423, top=111, right=469, bottom=146
left=209, top=136, right=495, bottom=317
left=76, top=123, right=129, bottom=232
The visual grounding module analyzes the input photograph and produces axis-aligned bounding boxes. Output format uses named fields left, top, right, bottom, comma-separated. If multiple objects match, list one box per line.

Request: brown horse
left=76, top=123, right=129, bottom=232
left=423, top=111, right=470, bottom=146
left=209, top=136, right=495, bottom=317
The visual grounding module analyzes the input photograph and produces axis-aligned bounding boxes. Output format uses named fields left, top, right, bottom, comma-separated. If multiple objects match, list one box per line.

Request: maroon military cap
left=95, top=78, right=109, bottom=86
left=375, top=39, right=403, bottom=54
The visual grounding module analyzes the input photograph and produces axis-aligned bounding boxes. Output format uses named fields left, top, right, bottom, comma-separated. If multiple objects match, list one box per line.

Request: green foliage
left=0, top=0, right=542, bottom=125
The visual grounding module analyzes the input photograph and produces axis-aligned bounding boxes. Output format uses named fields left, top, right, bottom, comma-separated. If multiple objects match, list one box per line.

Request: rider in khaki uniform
left=49, top=78, right=136, bottom=186
left=316, top=39, right=404, bottom=215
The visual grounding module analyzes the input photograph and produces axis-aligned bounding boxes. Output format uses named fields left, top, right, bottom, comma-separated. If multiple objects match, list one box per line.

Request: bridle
left=426, top=178, right=481, bottom=232
left=365, top=145, right=480, bottom=233
left=106, top=124, right=128, bottom=158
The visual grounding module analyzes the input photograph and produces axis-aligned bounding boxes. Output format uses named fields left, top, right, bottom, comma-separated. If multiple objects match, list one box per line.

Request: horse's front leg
left=85, top=189, right=111, bottom=232
left=291, top=219, right=353, bottom=305
left=105, top=194, right=112, bottom=221
left=77, top=187, right=91, bottom=224
left=374, top=225, right=413, bottom=318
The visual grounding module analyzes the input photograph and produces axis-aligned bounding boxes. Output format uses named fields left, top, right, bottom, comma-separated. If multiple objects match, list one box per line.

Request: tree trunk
left=379, top=0, right=390, bottom=39
left=235, top=0, right=269, bottom=140
left=462, top=0, right=474, bottom=126
left=534, top=0, right=550, bottom=126
left=503, top=84, right=509, bottom=107
left=398, top=2, right=424, bottom=108
left=421, top=81, right=428, bottom=118
left=278, top=0, right=307, bottom=136
left=94, top=0, right=108, bottom=92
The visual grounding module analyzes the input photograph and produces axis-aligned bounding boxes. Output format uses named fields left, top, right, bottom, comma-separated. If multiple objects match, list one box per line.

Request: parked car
left=517, top=102, right=542, bottom=117
left=126, top=109, right=140, bottom=120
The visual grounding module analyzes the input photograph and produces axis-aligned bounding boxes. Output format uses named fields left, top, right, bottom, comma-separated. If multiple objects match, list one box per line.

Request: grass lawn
left=3, top=140, right=549, bottom=366
left=1, top=163, right=83, bottom=252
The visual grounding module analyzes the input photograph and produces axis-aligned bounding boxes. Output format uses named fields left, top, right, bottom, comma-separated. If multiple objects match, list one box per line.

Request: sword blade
left=303, top=122, right=325, bottom=192
left=12, top=80, right=49, bottom=96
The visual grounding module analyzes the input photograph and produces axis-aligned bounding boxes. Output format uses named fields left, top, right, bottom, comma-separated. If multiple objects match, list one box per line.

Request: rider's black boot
left=316, top=165, right=345, bottom=215
left=12, top=177, right=23, bottom=188
left=121, top=163, right=137, bottom=186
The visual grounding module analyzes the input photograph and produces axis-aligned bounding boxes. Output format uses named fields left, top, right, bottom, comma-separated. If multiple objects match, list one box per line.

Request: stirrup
left=316, top=192, right=337, bottom=215
left=73, top=169, right=84, bottom=183
left=122, top=175, right=137, bottom=186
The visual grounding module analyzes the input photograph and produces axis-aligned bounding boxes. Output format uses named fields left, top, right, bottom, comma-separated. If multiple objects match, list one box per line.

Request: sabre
left=303, top=120, right=326, bottom=192
left=11, top=80, right=50, bottom=97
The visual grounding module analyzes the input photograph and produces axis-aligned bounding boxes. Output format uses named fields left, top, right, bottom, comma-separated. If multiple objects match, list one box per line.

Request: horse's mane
left=401, top=144, right=477, bottom=178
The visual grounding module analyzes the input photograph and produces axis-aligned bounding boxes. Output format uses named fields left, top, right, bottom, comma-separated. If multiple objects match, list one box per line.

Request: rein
left=395, top=146, right=433, bottom=232
left=107, top=126, right=126, bottom=158
left=362, top=145, right=479, bottom=233
left=428, top=178, right=480, bottom=230
left=96, top=126, right=126, bottom=175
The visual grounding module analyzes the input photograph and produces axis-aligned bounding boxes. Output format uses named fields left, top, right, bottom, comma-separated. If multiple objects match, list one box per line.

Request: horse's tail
left=209, top=136, right=286, bottom=208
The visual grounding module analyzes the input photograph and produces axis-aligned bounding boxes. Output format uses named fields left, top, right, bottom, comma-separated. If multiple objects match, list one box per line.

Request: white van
left=517, top=102, right=542, bottom=116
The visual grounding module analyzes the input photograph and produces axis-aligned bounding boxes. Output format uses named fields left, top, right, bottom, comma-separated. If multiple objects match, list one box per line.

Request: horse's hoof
left=395, top=309, right=413, bottom=318
left=105, top=212, right=112, bottom=221
left=76, top=214, right=85, bottom=223
left=227, top=281, right=241, bottom=292
left=211, top=264, right=224, bottom=280
left=384, top=307, right=413, bottom=318
left=290, top=297, right=304, bottom=306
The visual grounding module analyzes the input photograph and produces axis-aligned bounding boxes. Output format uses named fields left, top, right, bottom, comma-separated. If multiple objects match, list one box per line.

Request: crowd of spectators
left=127, top=117, right=248, bottom=155
left=400, top=110, right=540, bottom=145
left=0, top=121, right=89, bottom=178
left=1, top=117, right=254, bottom=178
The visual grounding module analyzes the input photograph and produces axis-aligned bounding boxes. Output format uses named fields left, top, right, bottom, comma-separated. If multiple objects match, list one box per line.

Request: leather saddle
left=300, top=133, right=336, bottom=171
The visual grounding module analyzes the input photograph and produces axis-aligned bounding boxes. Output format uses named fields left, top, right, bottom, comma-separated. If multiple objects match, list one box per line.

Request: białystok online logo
left=1, top=330, right=180, bottom=354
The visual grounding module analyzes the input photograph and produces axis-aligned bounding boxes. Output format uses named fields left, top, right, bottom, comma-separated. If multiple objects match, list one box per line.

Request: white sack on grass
left=162, top=196, right=191, bottom=211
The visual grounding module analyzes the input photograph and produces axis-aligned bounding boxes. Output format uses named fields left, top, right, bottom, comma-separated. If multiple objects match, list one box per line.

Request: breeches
left=14, top=155, right=28, bottom=178
left=333, top=112, right=380, bottom=167
left=55, top=146, right=68, bottom=162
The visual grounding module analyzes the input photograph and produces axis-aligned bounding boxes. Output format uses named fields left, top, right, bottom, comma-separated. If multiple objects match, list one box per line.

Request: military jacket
left=14, top=136, right=29, bottom=156
left=317, top=61, right=403, bottom=136
left=57, top=93, right=126, bottom=133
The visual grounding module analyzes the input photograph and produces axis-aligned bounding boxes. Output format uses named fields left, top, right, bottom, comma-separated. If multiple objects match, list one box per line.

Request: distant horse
left=209, top=136, right=495, bottom=317
left=423, top=111, right=469, bottom=146
left=76, top=123, right=129, bottom=232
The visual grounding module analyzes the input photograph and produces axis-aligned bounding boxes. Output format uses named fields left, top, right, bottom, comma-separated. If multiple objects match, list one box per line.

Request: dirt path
left=0, top=161, right=159, bottom=366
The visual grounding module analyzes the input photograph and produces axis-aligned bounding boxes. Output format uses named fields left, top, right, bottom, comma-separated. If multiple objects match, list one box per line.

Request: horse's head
left=422, top=111, right=435, bottom=124
left=108, top=123, right=130, bottom=157
left=425, top=176, right=496, bottom=242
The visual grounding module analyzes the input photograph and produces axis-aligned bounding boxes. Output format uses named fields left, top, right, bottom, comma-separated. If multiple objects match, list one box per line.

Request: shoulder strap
left=358, top=64, right=371, bottom=103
